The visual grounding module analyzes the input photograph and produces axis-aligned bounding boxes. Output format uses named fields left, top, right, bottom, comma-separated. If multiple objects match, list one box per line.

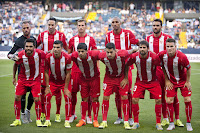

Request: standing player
left=10, top=38, right=44, bottom=127
left=145, top=19, right=183, bottom=127
left=98, top=43, right=136, bottom=130
left=71, top=43, right=100, bottom=128
left=158, top=38, right=193, bottom=131
left=125, top=41, right=163, bottom=131
left=68, top=19, right=97, bottom=123
left=43, top=40, right=72, bottom=128
left=105, top=17, right=139, bottom=125
left=7, top=20, right=35, bottom=124
left=37, top=17, right=68, bottom=122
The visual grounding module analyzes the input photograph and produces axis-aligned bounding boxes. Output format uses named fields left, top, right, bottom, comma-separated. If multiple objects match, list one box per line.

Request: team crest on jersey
left=61, top=62, right=65, bottom=66
left=121, top=37, right=124, bottom=40
left=85, top=40, right=89, bottom=44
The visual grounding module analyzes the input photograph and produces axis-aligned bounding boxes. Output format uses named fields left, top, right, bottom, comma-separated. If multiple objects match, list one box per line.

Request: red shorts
left=133, top=81, right=162, bottom=99
left=80, top=76, right=100, bottom=98
left=15, top=80, right=41, bottom=97
left=166, top=85, right=192, bottom=97
left=71, top=72, right=81, bottom=93
left=49, top=81, right=72, bottom=96
left=103, top=75, right=129, bottom=96
left=156, top=67, right=165, bottom=89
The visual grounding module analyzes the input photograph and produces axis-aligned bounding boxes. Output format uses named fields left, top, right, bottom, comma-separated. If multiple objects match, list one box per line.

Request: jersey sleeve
left=105, top=33, right=109, bottom=46
left=157, top=52, right=164, bottom=66
left=37, top=33, right=42, bottom=47
left=154, top=54, right=160, bottom=67
left=91, top=50, right=100, bottom=59
left=15, top=52, right=23, bottom=64
left=118, top=50, right=129, bottom=59
left=68, top=37, right=74, bottom=50
left=90, top=37, right=97, bottom=50
left=45, top=55, right=50, bottom=71
left=129, top=31, right=139, bottom=45
left=126, top=54, right=136, bottom=66
left=8, top=44, right=20, bottom=55
left=61, top=33, right=68, bottom=50
left=181, top=54, right=191, bottom=69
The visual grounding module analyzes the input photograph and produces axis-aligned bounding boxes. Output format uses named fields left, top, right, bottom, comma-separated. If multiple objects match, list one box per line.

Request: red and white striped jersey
left=45, top=51, right=72, bottom=85
left=105, top=29, right=139, bottom=50
left=37, top=30, right=67, bottom=52
left=71, top=50, right=100, bottom=80
left=16, top=49, right=45, bottom=81
left=145, top=32, right=172, bottom=54
left=98, top=50, right=130, bottom=77
left=126, top=51, right=160, bottom=83
left=69, top=34, right=97, bottom=73
left=158, top=50, right=191, bottom=86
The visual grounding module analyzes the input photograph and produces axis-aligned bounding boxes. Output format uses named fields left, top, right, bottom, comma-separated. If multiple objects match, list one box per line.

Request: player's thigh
left=80, top=80, right=90, bottom=98
left=148, top=82, right=162, bottom=99
left=90, top=76, right=100, bottom=98
left=71, top=72, right=81, bottom=93
left=15, top=80, right=27, bottom=96
left=166, top=86, right=177, bottom=98
left=103, top=77, right=114, bottom=97
left=132, top=82, right=145, bottom=98
left=31, top=81, right=41, bottom=98
left=180, top=86, right=192, bottom=98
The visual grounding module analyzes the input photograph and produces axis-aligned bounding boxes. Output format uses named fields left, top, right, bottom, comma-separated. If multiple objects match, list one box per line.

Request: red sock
left=45, top=94, right=52, bottom=120
left=167, top=103, right=174, bottom=122
left=102, top=100, right=109, bottom=121
left=161, top=92, right=168, bottom=118
left=185, top=101, right=192, bottom=123
left=65, top=96, right=71, bottom=121
left=174, top=96, right=179, bottom=120
left=128, top=93, right=132, bottom=118
left=55, top=92, right=62, bottom=114
left=132, top=103, right=139, bottom=123
left=155, top=104, right=162, bottom=123
left=88, top=96, right=92, bottom=117
left=122, top=99, right=129, bottom=121
left=115, top=93, right=122, bottom=119
left=92, top=102, right=99, bottom=121
left=71, top=92, right=77, bottom=115
left=35, top=101, right=41, bottom=120
left=81, top=101, right=88, bottom=120
left=14, top=100, right=21, bottom=119
left=41, top=88, right=45, bottom=113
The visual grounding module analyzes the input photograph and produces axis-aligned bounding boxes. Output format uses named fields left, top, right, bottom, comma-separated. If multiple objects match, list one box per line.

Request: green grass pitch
left=0, top=60, right=199, bottom=133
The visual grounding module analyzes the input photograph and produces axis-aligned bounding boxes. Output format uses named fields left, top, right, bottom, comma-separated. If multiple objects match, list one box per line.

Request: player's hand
left=120, top=78, right=129, bottom=89
left=184, top=81, right=192, bottom=91
left=45, top=86, right=52, bottom=96
left=165, top=80, right=173, bottom=90
left=9, top=54, right=19, bottom=61
left=64, top=89, right=71, bottom=98
left=12, top=78, right=16, bottom=86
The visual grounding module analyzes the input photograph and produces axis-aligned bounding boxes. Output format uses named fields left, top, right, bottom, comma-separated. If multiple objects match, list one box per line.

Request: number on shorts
left=133, top=85, right=137, bottom=92
left=103, top=83, right=107, bottom=91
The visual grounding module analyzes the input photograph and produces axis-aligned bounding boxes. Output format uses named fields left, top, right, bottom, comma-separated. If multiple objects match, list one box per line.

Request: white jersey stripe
left=85, top=36, right=90, bottom=50
left=116, top=56, right=122, bottom=76
left=50, top=56, right=57, bottom=80
left=149, top=36, right=154, bottom=52
left=22, top=55, right=30, bottom=80
left=159, top=35, right=165, bottom=52
left=43, top=32, right=48, bottom=52
left=120, top=31, right=126, bottom=49
left=54, top=33, right=59, bottom=41
left=146, top=56, right=152, bottom=82
left=60, top=55, right=66, bottom=80
left=33, top=52, right=39, bottom=80
left=77, top=57, right=86, bottom=77
left=110, top=33, right=115, bottom=44
left=104, top=58, right=113, bottom=75
left=74, top=36, right=79, bottom=51
left=136, top=56, right=142, bottom=81
left=87, top=56, right=94, bottom=77
left=173, top=56, right=180, bottom=84
left=74, top=35, right=90, bottom=51
left=163, top=54, right=170, bottom=79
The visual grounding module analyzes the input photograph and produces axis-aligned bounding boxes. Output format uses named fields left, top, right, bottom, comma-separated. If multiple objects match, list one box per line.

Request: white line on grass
left=0, top=74, right=12, bottom=78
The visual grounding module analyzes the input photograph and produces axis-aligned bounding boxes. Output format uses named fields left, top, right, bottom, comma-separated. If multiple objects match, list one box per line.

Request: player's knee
left=121, top=95, right=128, bottom=100
left=184, top=96, right=191, bottom=102
left=103, top=96, right=110, bottom=101
left=92, top=97, right=99, bottom=102
left=82, top=97, right=88, bottom=102
left=155, top=99, right=162, bottom=105
left=15, top=95, right=21, bottom=101
left=166, top=97, right=174, bottom=104
left=132, top=98, right=139, bottom=104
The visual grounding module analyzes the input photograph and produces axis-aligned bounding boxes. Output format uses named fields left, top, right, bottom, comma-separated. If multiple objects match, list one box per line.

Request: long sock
left=174, top=95, right=179, bottom=120
left=155, top=104, right=162, bottom=123
left=122, top=99, right=129, bottom=121
left=21, top=94, right=26, bottom=113
left=55, top=92, right=62, bottom=114
left=14, top=100, right=21, bottom=119
left=102, top=100, right=109, bottom=121
left=115, top=93, right=122, bottom=119
left=88, top=96, right=92, bottom=117
left=40, top=88, right=45, bottom=113
left=92, top=102, right=99, bottom=121
left=71, top=92, right=77, bottom=115
left=35, top=101, right=41, bottom=120
left=81, top=101, right=88, bottom=120
left=161, top=92, right=168, bottom=118
left=128, top=93, right=132, bottom=118
left=167, top=103, right=174, bottom=122
left=45, top=94, right=52, bottom=120
left=65, top=96, right=71, bottom=121
left=185, top=101, right=192, bottom=123
left=132, top=103, right=139, bottom=123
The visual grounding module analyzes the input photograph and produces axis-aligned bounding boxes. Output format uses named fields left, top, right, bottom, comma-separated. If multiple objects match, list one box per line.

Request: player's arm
left=7, top=44, right=20, bottom=61
left=184, top=67, right=192, bottom=91
left=120, top=64, right=129, bottom=89
left=12, top=62, right=18, bottom=86
left=64, top=69, right=72, bottom=98
left=162, top=66, right=173, bottom=90
left=44, top=65, right=51, bottom=95
left=128, top=47, right=138, bottom=54
left=62, top=34, right=68, bottom=51
left=129, top=31, right=139, bottom=45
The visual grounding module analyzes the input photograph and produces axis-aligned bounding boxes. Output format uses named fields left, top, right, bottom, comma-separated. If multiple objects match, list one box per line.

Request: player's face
left=153, top=21, right=162, bottom=34
left=53, top=44, right=62, bottom=56
left=166, top=42, right=176, bottom=57
left=139, top=44, right=148, bottom=56
left=25, top=42, right=35, bottom=55
left=22, top=23, right=31, bottom=37
left=77, top=21, right=86, bottom=34
left=106, top=48, right=116, bottom=59
left=78, top=49, right=87, bottom=59
left=111, top=18, right=121, bottom=31
left=48, top=20, right=56, bottom=34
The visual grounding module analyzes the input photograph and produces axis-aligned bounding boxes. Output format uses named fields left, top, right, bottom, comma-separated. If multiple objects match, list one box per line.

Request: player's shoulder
left=177, top=50, right=187, bottom=58
left=46, top=53, right=53, bottom=58
left=162, top=33, right=172, bottom=38
left=117, top=50, right=128, bottom=56
left=69, top=35, right=78, bottom=41
left=106, top=30, right=113, bottom=35
left=131, top=51, right=139, bottom=57
left=18, top=50, right=25, bottom=57
left=98, top=50, right=106, bottom=58
left=71, top=51, right=78, bottom=57
left=62, top=51, right=71, bottom=58
left=158, top=50, right=167, bottom=57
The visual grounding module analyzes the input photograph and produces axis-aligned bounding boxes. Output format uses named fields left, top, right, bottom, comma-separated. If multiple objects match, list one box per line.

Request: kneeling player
left=10, top=38, right=44, bottom=127
left=125, top=41, right=163, bottom=130
left=44, top=40, right=72, bottom=128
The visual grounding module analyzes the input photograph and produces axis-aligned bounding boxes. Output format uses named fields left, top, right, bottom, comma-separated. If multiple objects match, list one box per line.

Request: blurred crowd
left=0, top=1, right=200, bottom=49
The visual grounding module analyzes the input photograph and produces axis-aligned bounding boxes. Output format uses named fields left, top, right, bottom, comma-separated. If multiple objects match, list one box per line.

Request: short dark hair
left=166, top=38, right=176, bottom=44
left=106, top=43, right=116, bottom=50
left=77, top=43, right=87, bottom=50
left=53, top=40, right=63, bottom=47
left=21, top=20, right=31, bottom=27
left=25, top=38, right=36, bottom=47
left=139, top=40, right=149, bottom=48
left=77, top=19, right=86, bottom=26
left=48, top=17, right=56, bottom=23
left=153, top=19, right=162, bottom=26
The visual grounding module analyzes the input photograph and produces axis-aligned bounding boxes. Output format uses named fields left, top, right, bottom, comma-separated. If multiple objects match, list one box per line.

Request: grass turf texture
left=0, top=60, right=199, bottom=133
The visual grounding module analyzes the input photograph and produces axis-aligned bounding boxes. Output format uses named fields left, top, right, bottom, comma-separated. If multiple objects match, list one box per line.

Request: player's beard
left=25, top=50, right=33, bottom=55
left=140, top=51, right=147, bottom=56
left=24, top=31, right=30, bottom=37
left=153, top=28, right=161, bottom=34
